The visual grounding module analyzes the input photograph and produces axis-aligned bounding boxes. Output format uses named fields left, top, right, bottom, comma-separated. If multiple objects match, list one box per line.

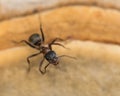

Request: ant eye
left=29, top=33, right=41, bottom=45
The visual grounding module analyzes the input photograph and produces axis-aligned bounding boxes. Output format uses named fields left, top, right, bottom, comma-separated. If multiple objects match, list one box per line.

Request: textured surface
left=0, top=41, right=120, bottom=96
left=0, top=6, right=120, bottom=50
left=0, top=1, right=120, bottom=96
left=1, top=0, right=120, bottom=20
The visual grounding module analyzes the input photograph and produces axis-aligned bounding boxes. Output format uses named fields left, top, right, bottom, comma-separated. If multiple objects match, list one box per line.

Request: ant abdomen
left=29, top=33, right=42, bottom=46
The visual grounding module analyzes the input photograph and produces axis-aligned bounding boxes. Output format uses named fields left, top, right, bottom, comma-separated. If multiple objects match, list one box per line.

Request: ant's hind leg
left=27, top=52, right=42, bottom=72
left=38, top=15, right=45, bottom=43
left=12, top=40, right=39, bottom=50
left=40, top=23, right=45, bottom=43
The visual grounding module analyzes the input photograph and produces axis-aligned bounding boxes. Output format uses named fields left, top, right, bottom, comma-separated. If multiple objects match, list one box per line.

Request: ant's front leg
left=39, top=58, right=45, bottom=74
left=27, top=52, right=42, bottom=72
left=42, top=63, right=50, bottom=74
left=39, top=58, right=51, bottom=74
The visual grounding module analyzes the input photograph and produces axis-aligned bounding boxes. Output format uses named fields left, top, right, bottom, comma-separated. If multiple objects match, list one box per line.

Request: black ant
left=14, top=17, right=76, bottom=74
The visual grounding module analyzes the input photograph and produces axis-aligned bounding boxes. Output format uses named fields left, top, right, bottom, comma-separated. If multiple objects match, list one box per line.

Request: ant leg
left=38, top=16, right=45, bottom=43
left=49, top=42, right=68, bottom=50
left=49, top=38, right=66, bottom=50
left=27, top=52, right=42, bottom=72
left=42, top=63, right=50, bottom=74
left=39, top=58, right=45, bottom=74
left=50, top=38, right=64, bottom=44
left=12, top=40, right=39, bottom=50
left=58, top=55, right=77, bottom=60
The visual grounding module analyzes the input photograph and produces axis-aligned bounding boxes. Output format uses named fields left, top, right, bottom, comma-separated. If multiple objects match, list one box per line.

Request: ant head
left=29, top=33, right=42, bottom=46
left=45, top=51, right=59, bottom=64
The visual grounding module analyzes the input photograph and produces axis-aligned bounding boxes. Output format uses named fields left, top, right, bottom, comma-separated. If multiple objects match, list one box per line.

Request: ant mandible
left=16, top=16, right=76, bottom=74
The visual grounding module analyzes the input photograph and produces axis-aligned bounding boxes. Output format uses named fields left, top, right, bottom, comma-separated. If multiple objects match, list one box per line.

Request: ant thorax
left=41, top=45, right=51, bottom=55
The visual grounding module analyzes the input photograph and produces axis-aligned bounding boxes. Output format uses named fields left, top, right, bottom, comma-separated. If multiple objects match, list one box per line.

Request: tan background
left=0, top=0, right=120, bottom=96
left=1, top=0, right=120, bottom=20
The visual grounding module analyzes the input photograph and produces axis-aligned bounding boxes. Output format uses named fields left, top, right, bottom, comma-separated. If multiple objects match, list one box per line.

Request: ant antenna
left=58, top=55, right=77, bottom=60
left=38, top=14, right=45, bottom=42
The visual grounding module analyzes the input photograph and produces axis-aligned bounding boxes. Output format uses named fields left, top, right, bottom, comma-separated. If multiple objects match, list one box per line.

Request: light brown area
left=1, top=0, right=120, bottom=20
left=0, top=1, right=120, bottom=96
left=0, top=41, right=120, bottom=96
left=0, top=6, right=120, bottom=50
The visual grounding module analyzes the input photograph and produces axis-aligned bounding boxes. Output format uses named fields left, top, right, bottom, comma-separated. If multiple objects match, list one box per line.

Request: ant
left=15, top=16, right=76, bottom=74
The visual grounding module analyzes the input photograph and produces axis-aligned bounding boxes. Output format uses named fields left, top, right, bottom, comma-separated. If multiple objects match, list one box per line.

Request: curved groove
left=0, top=2, right=120, bottom=21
